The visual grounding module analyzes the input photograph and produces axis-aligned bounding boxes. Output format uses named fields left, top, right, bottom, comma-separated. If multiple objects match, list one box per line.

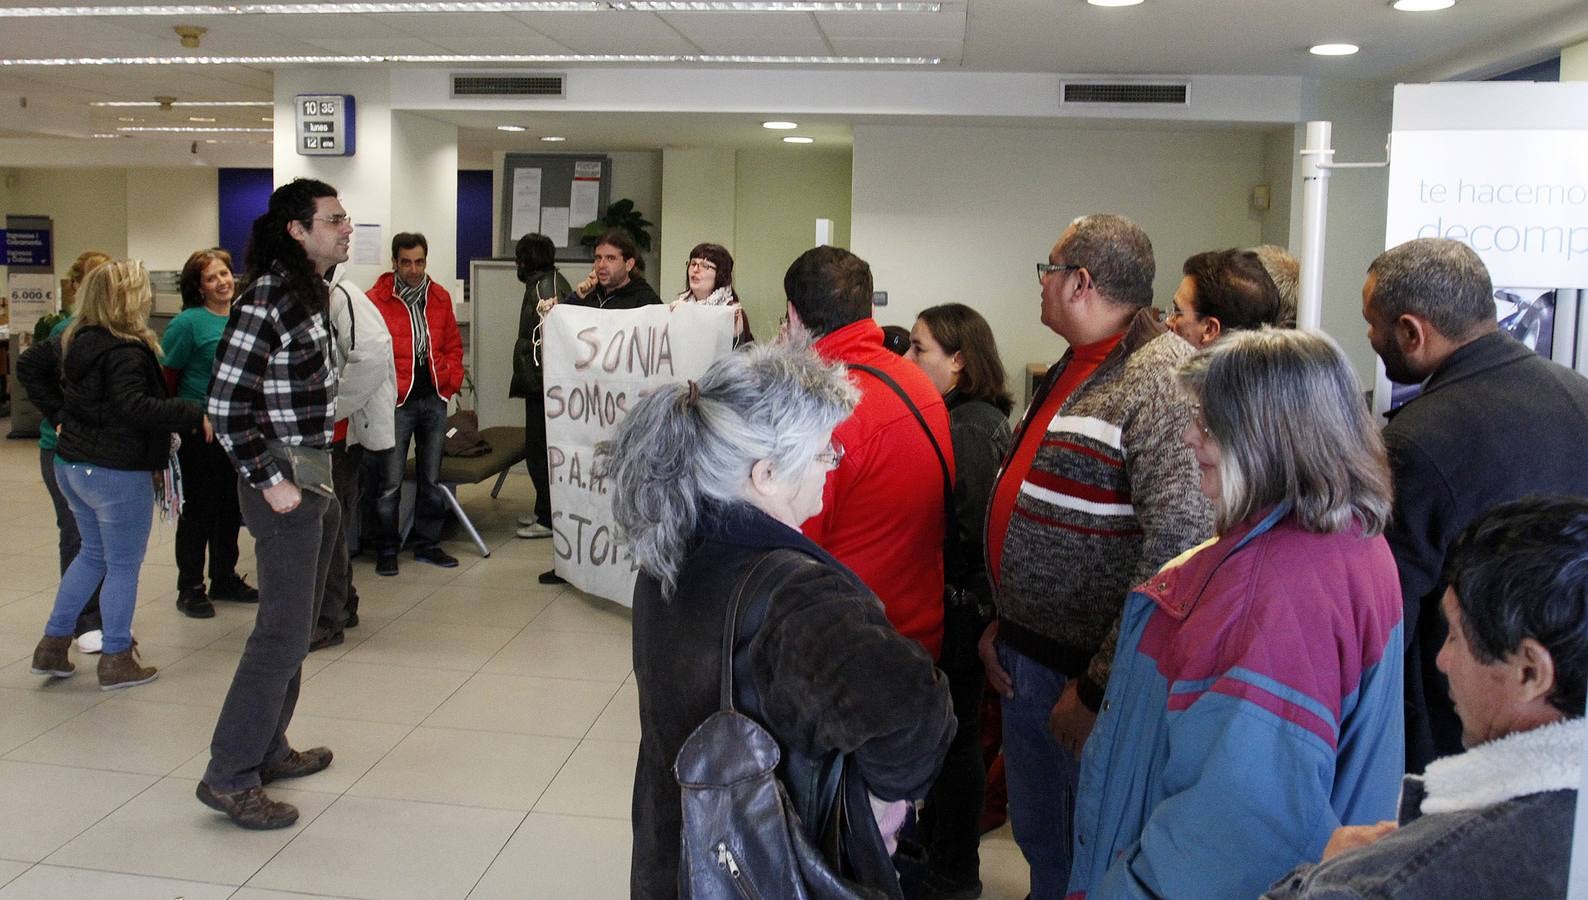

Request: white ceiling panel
left=658, top=11, right=822, bottom=40
left=230, top=13, right=413, bottom=40
left=511, top=11, right=698, bottom=53
left=815, top=2, right=965, bottom=40
left=419, top=31, right=572, bottom=53
left=297, top=37, right=449, bottom=54
left=827, top=38, right=962, bottom=61
left=686, top=33, right=832, bottom=56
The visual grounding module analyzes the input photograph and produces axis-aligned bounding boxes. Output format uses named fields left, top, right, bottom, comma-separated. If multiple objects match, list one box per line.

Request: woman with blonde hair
left=1067, top=329, right=1404, bottom=899
left=20, top=259, right=208, bottom=690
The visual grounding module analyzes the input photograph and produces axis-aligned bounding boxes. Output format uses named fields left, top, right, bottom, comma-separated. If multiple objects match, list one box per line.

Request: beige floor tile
left=45, top=777, right=334, bottom=885
left=247, top=795, right=523, bottom=900
left=395, top=585, right=555, bottom=630
left=0, top=685, right=107, bottom=755
left=469, top=812, right=630, bottom=900
left=424, top=672, right=619, bottom=738
left=294, top=661, right=470, bottom=725
left=5, top=697, right=217, bottom=776
left=231, top=889, right=367, bottom=900
left=0, top=861, right=27, bottom=889
left=444, top=553, right=551, bottom=589
left=532, top=739, right=637, bottom=820
left=526, top=592, right=634, bottom=635
left=348, top=725, right=575, bottom=811
left=0, top=761, right=157, bottom=862
left=482, top=628, right=633, bottom=683
left=340, top=619, right=520, bottom=672
left=0, top=864, right=237, bottom=899
left=979, top=837, right=1034, bottom=900
left=169, top=713, right=414, bottom=795
left=123, top=647, right=321, bottom=710
left=586, top=683, right=640, bottom=743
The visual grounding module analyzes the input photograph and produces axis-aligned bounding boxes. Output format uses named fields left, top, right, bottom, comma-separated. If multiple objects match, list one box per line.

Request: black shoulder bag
left=673, top=550, right=892, bottom=900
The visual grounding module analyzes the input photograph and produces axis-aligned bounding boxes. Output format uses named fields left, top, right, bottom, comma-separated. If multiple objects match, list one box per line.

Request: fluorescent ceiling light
left=1086, top=0, right=1144, bottom=6
left=782, top=135, right=814, bottom=143
left=762, top=120, right=798, bottom=129
left=2, top=52, right=937, bottom=65
left=1392, top=0, right=1454, bottom=9
left=187, top=115, right=216, bottom=121
left=117, top=125, right=273, bottom=132
left=1308, top=43, right=1359, bottom=56
left=540, top=135, right=566, bottom=141
left=0, top=1, right=938, bottom=16
left=497, top=124, right=526, bottom=131
left=90, top=99, right=271, bottom=106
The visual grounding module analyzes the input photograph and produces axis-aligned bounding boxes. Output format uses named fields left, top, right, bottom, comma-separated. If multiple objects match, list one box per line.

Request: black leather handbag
left=673, top=552, right=892, bottom=900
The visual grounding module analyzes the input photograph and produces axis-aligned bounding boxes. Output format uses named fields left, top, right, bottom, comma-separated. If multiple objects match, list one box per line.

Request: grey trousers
left=319, top=440, right=364, bottom=631
left=203, top=480, right=338, bottom=792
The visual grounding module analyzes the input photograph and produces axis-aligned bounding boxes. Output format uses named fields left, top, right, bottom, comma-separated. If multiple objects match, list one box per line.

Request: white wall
left=659, top=146, right=738, bottom=294
left=126, top=168, right=220, bottom=272
left=608, top=150, right=663, bottom=281
left=852, top=122, right=1268, bottom=387
left=391, top=110, right=460, bottom=295
left=0, top=168, right=130, bottom=291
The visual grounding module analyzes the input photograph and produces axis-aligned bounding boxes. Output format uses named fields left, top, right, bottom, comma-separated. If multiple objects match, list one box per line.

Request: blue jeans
left=998, top=641, right=1079, bottom=900
left=377, top=389, right=448, bottom=552
left=46, top=462, right=153, bottom=655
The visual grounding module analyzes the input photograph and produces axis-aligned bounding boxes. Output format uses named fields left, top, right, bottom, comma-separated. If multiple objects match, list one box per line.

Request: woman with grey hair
left=609, top=343, right=954, bottom=900
left=1065, top=329, right=1405, bottom=900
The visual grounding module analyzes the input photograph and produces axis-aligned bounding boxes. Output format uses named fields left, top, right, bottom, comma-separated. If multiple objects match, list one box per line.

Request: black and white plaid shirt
left=208, top=264, right=340, bottom=488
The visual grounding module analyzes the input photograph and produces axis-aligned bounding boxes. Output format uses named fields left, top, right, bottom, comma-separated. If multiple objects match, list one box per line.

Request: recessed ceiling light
left=783, top=136, right=814, bottom=144
left=1391, top=0, right=1454, bottom=9
left=116, top=125, right=272, bottom=133
left=497, top=124, right=526, bottom=132
left=261, top=116, right=273, bottom=122
left=187, top=115, right=216, bottom=122
left=0, top=2, right=939, bottom=16
left=90, top=132, right=121, bottom=138
left=1086, top=0, right=1144, bottom=6
left=1309, top=43, right=1359, bottom=56
left=540, top=135, right=566, bottom=142
left=116, top=115, right=137, bottom=122
left=762, top=120, right=798, bottom=129
left=90, top=99, right=271, bottom=107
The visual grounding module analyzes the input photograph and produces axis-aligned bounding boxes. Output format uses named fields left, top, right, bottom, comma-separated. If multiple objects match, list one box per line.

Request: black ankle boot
left=176, top=586, right=215, bottom=619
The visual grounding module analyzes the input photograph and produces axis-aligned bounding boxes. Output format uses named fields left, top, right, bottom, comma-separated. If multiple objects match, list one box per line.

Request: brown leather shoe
left=196, top=781, right=299, bottom=830
left=30, top=635, right=74, bottom=678
left=260, top=746, right=334, bottom=784
left=97, top=648, right=157, bottom=691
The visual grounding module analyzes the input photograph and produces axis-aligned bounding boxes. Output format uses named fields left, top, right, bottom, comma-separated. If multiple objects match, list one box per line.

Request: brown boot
left=97, top=647, right=158, bottom=691
left=30, top=635, right=75, bottom=678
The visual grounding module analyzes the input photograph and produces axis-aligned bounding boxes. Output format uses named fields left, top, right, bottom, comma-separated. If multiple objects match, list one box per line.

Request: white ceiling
left=1, top=0, right=1584, bottom=150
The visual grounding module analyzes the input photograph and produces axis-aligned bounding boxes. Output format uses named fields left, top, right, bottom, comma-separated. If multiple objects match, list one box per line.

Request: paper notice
left=570, top=178, right=600, bottom=225
left=510, top=168, right=543, bottom=240
left=541, top=207, right=572, bottom=247
left=353, top=223, right=382, bottom=265
left=574, top=160, right=602, bottom=179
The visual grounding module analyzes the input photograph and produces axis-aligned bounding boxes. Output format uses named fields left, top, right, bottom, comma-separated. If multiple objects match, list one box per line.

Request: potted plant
left=580, top=198, right=654, bottom=253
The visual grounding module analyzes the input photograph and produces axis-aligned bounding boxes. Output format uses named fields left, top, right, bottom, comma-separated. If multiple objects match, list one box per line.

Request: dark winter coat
left=509, top=266, right=573, bottom=399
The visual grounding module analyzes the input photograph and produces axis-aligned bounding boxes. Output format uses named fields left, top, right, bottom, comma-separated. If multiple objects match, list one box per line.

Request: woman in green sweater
left=163, top=248, right=257, bottom=618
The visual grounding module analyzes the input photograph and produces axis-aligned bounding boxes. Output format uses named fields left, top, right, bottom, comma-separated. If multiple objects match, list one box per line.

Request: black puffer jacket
left=630, top=502, right=955, bottom=900
left=509, top=266, right=573, bottom=399
left=21, top=325, right=203, bottom=470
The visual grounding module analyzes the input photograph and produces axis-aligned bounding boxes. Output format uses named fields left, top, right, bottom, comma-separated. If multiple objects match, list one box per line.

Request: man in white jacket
left=313, top=264, right=395, bottom=650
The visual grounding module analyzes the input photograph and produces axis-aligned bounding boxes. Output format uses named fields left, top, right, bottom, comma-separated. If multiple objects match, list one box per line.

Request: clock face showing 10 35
left=295, top=94, right=356, bottom=157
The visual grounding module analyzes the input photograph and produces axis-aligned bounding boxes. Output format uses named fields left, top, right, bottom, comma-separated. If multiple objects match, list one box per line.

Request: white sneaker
left=517, top=522, right=553, bottom=539
left=517, top=515, right=537, bottom=526
left=75, top=630, right=104, bottom=654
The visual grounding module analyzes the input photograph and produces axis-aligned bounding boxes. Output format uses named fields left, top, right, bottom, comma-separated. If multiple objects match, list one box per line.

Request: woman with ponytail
left=610, top=343, right=954, bottom=900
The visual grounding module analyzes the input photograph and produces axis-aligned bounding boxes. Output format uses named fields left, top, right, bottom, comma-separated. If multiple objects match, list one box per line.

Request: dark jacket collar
left=1421, top=330, right=1532, bottom=398
left=699, top=502, right=852, bottom=576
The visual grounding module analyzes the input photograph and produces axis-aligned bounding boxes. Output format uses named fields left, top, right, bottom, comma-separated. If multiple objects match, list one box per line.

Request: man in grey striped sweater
left=977, top=214, right=1214, bottom=899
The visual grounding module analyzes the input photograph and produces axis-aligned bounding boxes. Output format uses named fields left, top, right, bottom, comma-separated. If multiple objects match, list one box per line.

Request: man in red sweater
left=784, top=246, right=954, bottom=658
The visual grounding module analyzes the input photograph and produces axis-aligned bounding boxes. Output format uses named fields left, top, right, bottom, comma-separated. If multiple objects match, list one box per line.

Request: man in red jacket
left=784, top=246, right=953, bottom=658
left=366, top=232, right=465, bottom=575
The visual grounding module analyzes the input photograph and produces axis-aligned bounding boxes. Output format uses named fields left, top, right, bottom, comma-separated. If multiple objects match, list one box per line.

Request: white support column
left=1296, top=120, right=1332, bottom=331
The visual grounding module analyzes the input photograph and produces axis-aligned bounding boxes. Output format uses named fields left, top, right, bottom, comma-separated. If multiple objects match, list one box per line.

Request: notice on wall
left=570, top=175, right=601, bottom=225
left=510, top=167, right=543, bottom=240
left=7, top=272, right=55, bottom=341
left=541, top=207, right=571, bottom=248
left=1385, top=129, right=1588, bottom=288
left=540, top=302, right=735, bottom=605
left=352, top=223, right=382, bottom=266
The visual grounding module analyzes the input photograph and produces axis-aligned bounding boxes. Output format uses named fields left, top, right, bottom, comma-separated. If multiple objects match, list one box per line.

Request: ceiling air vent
left=1060, top=81, right=1190, bottom=106
left=451, top=72, right=566, bottom=99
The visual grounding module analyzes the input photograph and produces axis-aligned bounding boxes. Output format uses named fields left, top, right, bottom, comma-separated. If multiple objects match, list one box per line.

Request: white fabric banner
left=541, top=302, right=735, bottom=605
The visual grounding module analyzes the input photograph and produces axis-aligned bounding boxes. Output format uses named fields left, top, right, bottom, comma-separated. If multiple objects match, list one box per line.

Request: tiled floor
left=0, top=427, right=1031, bottom=899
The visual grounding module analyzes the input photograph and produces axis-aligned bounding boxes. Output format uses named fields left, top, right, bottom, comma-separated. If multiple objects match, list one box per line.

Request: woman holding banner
left=606, top=344, right=954, bottom=899
left=671, top=242, right=753, bottom=346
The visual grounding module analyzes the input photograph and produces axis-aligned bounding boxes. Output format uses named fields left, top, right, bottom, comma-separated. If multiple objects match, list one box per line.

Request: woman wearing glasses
left=1066, top=329, right=1403, bottom=899
left=610, top=344, right=953, bottom=900
left=22, top=259, right=209, bottom=690
left=671, top=242, right=753, bottom=346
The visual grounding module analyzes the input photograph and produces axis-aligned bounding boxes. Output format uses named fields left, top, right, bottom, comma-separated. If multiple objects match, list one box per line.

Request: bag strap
left=846, top=364, right=963, bottom=572
left=717, top=549, right=806, bottom=712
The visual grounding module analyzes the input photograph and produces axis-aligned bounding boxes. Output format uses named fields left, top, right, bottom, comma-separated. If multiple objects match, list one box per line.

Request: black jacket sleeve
left=750, top=564, right=955, bottom=802
left=15, top=336, right=65, bottom=422
left=102, top=345, right=204, bottom=433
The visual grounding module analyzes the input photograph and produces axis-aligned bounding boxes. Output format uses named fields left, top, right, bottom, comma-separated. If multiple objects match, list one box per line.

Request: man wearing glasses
left=978, top=214, right=1212, bottom=898
left=199, top=178, right=348, bottom=830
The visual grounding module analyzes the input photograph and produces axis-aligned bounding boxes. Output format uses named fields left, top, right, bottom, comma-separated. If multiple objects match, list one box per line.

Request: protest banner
left=541, top=301, right=735, bottom=604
